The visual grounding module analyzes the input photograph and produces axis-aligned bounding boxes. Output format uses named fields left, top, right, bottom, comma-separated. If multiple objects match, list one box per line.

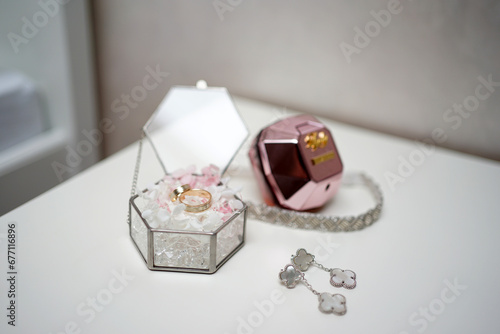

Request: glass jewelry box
left=128, top=81, right=248, bottom=274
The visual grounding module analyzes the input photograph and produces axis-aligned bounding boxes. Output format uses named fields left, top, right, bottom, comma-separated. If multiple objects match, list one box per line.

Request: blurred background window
left=0, top=0, right=98, bottom=215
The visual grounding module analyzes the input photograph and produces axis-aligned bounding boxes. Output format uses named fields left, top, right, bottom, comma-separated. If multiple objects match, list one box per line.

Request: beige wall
left=93, top=0, right=500, bottom=160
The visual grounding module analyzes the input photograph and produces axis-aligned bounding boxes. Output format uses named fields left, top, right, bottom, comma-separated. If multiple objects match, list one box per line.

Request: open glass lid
left=143, top=80, right=248, bottom=175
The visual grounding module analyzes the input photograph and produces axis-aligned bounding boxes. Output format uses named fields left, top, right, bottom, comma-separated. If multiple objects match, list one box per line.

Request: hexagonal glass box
left=128, top=82, right=248, bottom=274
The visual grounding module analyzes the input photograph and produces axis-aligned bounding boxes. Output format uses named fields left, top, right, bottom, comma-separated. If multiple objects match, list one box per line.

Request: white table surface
left=1, top=97, right=499, bottom=334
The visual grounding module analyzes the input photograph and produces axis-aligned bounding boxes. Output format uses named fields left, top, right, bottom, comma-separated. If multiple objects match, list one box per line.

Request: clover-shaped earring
left=318, top=293, right=347, bottom=315
left=330, top=268, right=357, bottom=289
left=291, top=248, right=314, bottom=271
left=278, top=263, right=347, bottom=316
left=279, top=264, right=304, bottom=288
left=291, top=248, right=357, bottom=289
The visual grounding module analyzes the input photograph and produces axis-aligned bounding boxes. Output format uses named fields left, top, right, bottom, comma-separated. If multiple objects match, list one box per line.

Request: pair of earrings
left=279, top=248, right=357, bottom=315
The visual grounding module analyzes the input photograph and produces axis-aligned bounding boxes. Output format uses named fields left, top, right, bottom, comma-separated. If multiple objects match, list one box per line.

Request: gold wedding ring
left=170, top=184, right=212, bottom=213
left=179, top=189, right=212, bottom=213
left=170, top=184, right=191, bottom=202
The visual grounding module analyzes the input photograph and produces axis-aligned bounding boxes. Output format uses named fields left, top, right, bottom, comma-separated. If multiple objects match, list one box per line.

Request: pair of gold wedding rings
left=170, top=184, right=212, bottom=213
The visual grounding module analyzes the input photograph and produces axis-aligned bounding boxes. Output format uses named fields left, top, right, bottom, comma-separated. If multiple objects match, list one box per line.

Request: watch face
left=249, top=115, right=343, bottom=211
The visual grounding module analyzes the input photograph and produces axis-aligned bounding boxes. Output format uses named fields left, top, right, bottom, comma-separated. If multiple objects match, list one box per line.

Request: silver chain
left=127, top=134, right=144, bottom=224
left=301, top=277, right=320, bottom=296
left=313, top=261, right=332, bottom=273
left=246, top=173, right=383, bottom=232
